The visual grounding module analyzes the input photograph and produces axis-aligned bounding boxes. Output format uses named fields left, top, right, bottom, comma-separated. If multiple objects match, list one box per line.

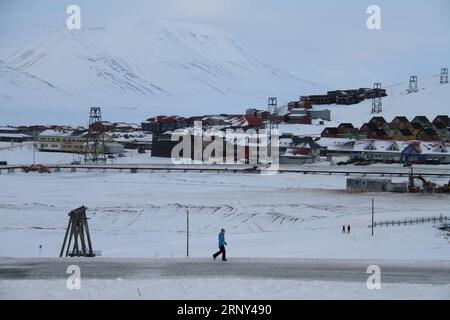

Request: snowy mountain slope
left=109, top=19, right=317, bottom=100
left=2, top=19, right=318, bottom=124
left=0, top=61, right=67, bottom=104
left=321, top=75, right=450, bottom=127
left=9, top=27, right=170, bottom=100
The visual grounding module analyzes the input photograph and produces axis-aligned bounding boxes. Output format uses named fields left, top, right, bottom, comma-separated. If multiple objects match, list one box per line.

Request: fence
left=370, top=215, right=449, bottom=228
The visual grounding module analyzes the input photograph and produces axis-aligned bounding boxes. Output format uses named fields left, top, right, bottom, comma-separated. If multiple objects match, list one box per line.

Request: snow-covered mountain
left=0, top=59, right=66, bottom=104
left=2, top=19, right=317, bottom=124
left=9, top=27, right=170, bottom=99
left=325, top=75, right=450, bottom=127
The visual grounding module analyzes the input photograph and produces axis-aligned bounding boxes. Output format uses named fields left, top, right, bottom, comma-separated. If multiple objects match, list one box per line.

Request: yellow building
left=37, top=129, right=123, bottom=154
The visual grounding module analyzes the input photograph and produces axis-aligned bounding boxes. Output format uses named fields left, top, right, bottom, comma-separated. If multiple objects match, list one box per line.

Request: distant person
left=342, top=225, right=346, bottom=233
left=213, top=228, right=227, bottom=261
left=347, top=225, right=351, bottom=234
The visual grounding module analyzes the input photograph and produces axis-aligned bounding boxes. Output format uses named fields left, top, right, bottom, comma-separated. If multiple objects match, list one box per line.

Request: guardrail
left=0, top=164, right=261, bottom=174
left=1, top=164, right=450, bottom=177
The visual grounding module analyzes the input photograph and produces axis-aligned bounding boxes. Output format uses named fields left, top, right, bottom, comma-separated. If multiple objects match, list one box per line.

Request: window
left=365, top=142, right=377, bottom=151
left=433, top=145, right=448, bottom=153
left=387, top=143, right=399, bottom=151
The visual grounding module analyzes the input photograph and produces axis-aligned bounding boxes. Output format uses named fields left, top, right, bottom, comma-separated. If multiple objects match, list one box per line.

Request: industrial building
left=0, top=127, right=33, bottom=143
left=347, top=178, right=408, bottom=193
left=37, top=129, right=124, bottom=154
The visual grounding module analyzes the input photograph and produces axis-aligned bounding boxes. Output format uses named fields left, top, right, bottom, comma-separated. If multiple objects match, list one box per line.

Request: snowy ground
left=1, top=167, right=449, bottom=260
left=0, top=142, right=170, bottom=165
left=1, top=257, right=450, bottom=300
left=4, top=278, right=450, bottom=300
left=1, top=148, right=449, bottom=299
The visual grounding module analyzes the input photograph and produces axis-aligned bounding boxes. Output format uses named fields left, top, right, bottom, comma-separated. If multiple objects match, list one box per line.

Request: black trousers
left=213, top=245, right=226, bottom=261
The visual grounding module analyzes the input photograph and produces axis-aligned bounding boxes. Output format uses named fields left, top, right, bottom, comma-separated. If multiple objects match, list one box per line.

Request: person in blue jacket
left=212, top=228, right=227, bottom=261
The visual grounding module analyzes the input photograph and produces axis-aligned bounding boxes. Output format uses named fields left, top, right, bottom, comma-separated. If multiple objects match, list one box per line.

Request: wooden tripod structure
left=60, top=206, right=95, bottom=257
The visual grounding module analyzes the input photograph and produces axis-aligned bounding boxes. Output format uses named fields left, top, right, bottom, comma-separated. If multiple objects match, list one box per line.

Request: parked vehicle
left=71, top=161, right=81, bottom=165
left=22, top=164, right=51, bottom=173
left=354, top=160, right=371, bottom=166
left=0, top=161, right=7, bottom=166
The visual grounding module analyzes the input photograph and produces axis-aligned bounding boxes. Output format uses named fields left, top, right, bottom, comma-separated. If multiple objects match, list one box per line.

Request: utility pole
left=267, top=97, right=278, bottom=161
left=186, top=210, right=190, bottom=257
left=409, top=75, right=418, bottom=93
left=371, top=198, right=375, bottom=236
left=441, top=68, right=448, bottom=84
left=33, top=131, right=36, bottom=164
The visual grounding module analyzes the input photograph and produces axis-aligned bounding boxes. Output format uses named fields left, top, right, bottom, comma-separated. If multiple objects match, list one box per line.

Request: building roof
left=322, top=127, right=339, bottom=134
left=399, top=128, right=414, bottom=136
left=411, top=122, right=424, bottom=129
left=320, top=138, right=450, bottom=156
left=0, top=127, right=19, bottom=132
left=369, top=116, right=387, bottom=124
left=0, top=133, right=31, bottom=138
left=291, top=136, right=322, bottom=150
left=39, top=129, right=74, bottom=137
left=360, top=122, right=377, bottom=131
left=392, top=116, right=410, bottom=123
left=412, top=116, right=431, bottom=124
left=372, top=128, right=389, bottom=136
left=338, top=123, right=355, bottom=129
left=421, top=128, right=438, bottom=136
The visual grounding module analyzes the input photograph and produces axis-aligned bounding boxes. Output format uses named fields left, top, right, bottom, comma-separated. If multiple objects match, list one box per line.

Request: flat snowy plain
left=1, top=147, right=449, bottom=299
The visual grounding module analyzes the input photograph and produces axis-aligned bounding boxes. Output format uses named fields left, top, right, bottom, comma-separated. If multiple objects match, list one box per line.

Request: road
left=1, top=257, right=450, bottom=285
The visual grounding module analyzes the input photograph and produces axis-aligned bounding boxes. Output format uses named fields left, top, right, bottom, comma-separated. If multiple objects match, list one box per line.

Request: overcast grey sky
left=1, top=0, right=449, bottom=88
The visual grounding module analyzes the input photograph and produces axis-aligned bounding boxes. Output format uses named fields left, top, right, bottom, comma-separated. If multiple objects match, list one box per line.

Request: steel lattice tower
left=266, top=97, right=278, bottom=159
left=371, top=82, right=383, bottom=114
left=84, top=107, right=107, bottom=164
left=268, top=97, right=277, bottom=115
left=409, top=75, right=418, bottom=93
left=441, top=68, right=448, bottom=84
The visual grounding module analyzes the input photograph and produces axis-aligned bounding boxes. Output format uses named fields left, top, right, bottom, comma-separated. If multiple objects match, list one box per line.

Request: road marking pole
left=186, top=210, right=190, bottom=257
left=372, top=198, right=375, bottom=236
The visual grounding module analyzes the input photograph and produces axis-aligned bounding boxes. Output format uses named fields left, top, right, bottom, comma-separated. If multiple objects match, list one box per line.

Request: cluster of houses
left=319, top=138, right=450, bottom=164
left=2, top=111, right=450, bottom=165
left=140, top=106, right=332, bottom=138
left=0, top=122, right=148, bottom=155
left=318, top=116, right=450, bottom=164
left=141, top=112, right=312, bottom=137
left=321, top=115, right=450, bottom=141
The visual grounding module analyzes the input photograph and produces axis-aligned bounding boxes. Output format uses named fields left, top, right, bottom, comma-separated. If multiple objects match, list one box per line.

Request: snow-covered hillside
left=1, top=19, right=317, bottom=124
left=0, top=60, right=67, bottom=104
left=323, top=75, right=450, bottom=127
left=9, top=27, right=170, bottom=99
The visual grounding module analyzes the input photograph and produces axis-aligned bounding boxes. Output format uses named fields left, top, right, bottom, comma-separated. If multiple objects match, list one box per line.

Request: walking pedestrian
left=347, top=225, right=351, bottom=234
left=212, top=228, right=227, bottom=261
left=342, top=225, right=346, bottom=233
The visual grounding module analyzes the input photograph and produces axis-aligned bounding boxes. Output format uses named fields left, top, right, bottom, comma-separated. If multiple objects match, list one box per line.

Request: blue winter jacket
left=218, top=232, right=227, bottom=247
